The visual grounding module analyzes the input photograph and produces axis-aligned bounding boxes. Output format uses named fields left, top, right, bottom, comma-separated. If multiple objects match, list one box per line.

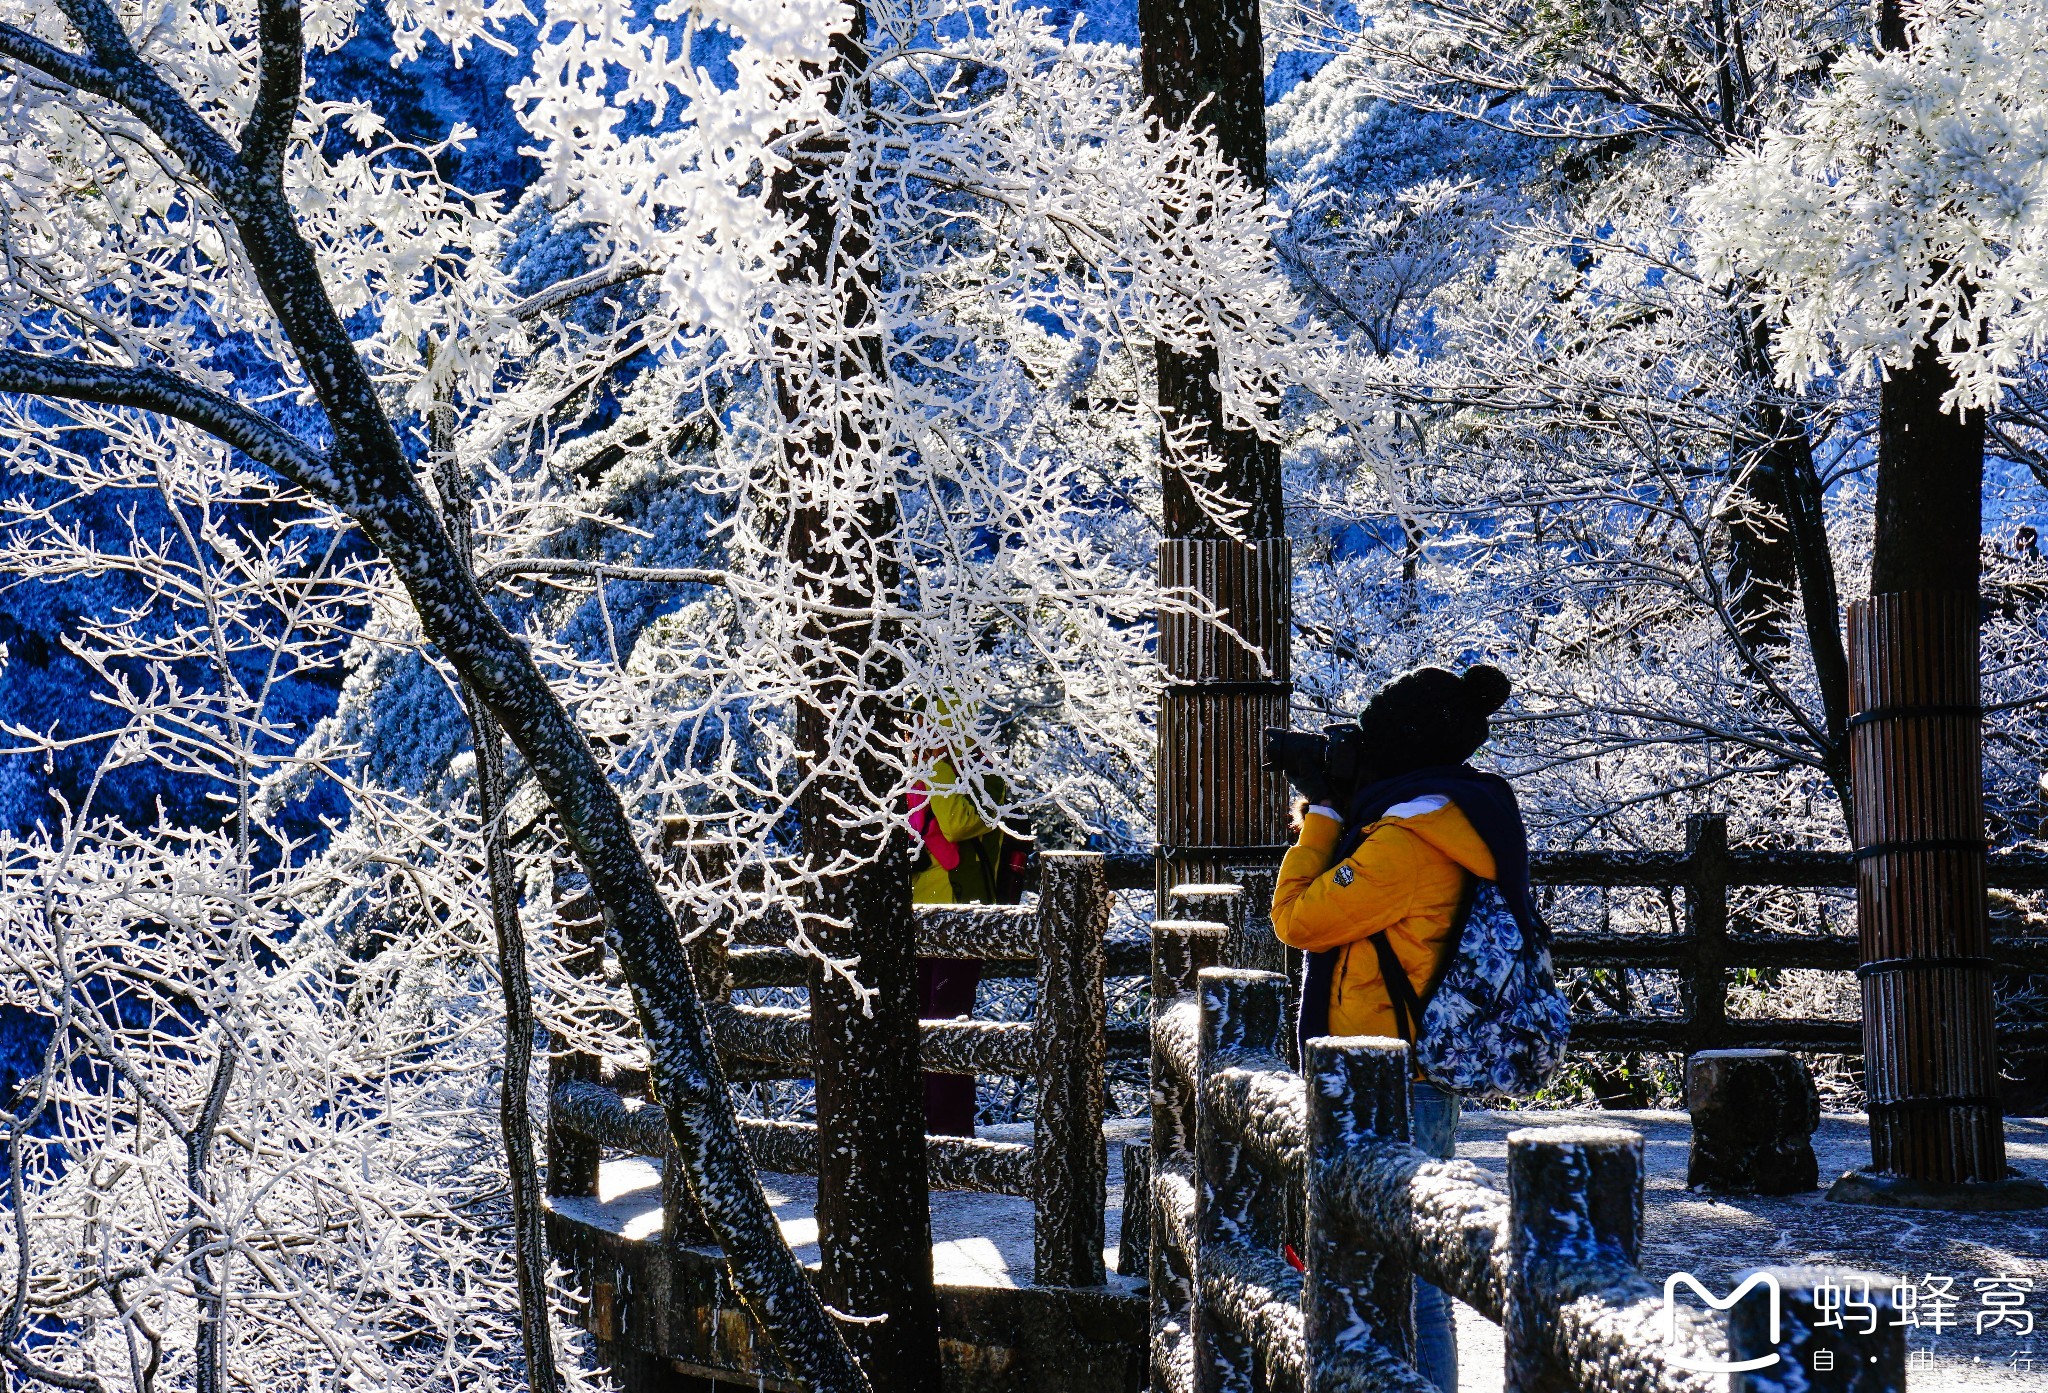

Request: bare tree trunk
left=468, top=690, right=560, bottom=1389
left=1708, top=0, right=1852, bottom=816
left=771, top=11, right=942, bottom=1386
left=1732, top=321, right=1853, bottom=815
left=432, top=393, right=561, bottom=1393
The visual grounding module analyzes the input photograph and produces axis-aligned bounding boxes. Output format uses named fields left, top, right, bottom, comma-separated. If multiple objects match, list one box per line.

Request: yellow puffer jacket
left=1271, top=797, right=1497, bottom=1039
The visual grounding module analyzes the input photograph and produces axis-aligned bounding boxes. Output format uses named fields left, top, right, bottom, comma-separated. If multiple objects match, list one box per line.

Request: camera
left=1262, top=723, right=1370, bottom=804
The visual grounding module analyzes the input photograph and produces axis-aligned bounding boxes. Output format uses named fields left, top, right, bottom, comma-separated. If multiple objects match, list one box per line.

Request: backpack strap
left=1419, top=871, right=1479, bottom=1006
left=1366, top=931, right=1426, bottom=1046
left=1366, top=870, right=1482, bottom=1048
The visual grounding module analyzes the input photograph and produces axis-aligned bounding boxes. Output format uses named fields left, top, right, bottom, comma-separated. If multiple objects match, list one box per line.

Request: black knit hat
left=1356, top=664, right=1511, bottom=777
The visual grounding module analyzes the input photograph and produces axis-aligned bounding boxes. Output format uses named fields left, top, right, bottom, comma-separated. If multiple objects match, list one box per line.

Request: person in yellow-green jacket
left=1263, top=662, right=1520, bottom=1393
left=908, top=757, right=1026, bottom=1136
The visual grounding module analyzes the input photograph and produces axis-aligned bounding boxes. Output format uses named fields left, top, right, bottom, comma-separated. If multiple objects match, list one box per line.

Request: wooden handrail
left=544, top=848, right=1110, bottom=1289
left=1148, top=968, right=1907, bottom=1392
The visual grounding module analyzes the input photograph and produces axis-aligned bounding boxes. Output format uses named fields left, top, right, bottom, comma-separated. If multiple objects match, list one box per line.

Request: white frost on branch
left=1696, top=0, right=2048, bottom=411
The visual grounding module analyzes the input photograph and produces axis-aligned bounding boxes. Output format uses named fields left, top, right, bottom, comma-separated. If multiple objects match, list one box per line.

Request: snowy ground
left=1454, top=1109, right=2048, bottom=1393
left=551, top=1117, right=1148, bottom=1291
left=556, top=1110, right=2048, bottom=1390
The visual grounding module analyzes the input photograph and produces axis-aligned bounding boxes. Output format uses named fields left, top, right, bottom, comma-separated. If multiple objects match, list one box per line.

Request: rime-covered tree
left=0, top=0, right=1348, bottom=1384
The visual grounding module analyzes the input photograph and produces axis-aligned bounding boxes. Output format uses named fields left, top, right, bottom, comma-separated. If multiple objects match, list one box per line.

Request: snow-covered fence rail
left=1539, top=813, right=2048, bottom=1054
left=545, top=850, right=1110, bottom=1286
left=1147, top=963, right=1906, bottom=1393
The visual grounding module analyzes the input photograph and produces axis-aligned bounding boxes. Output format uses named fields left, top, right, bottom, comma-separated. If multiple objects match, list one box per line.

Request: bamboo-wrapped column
left=1835, top=594, right=2045, bottom=1203
left=1156, top=539, right=1294, bottom=901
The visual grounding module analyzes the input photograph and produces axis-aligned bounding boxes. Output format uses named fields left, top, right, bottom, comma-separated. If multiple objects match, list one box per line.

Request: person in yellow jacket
left=1273, top=792, right=1496, bottom=1038
left=908, top=755, right=1025, bottom=1136
left=1265, top=662, right=1514, bottom=1393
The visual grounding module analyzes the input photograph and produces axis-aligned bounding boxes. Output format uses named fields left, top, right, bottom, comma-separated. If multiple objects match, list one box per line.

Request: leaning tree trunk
left=771, top=11, right=943, bottom=1386
left=1137, top=0, right=1293, bottom=928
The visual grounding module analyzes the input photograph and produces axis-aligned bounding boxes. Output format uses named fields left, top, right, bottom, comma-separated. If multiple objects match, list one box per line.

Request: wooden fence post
left=1170, top=883, right=1247, bottom=964
left=1151, top=920, right=1228, bottom=1169
left=1034, top=851, right=1108, bottom=1287
left=1303, top=1036, right=1415, bottom=1390
left=1193, top=968, right=1291, bottom=1393
left=1150, top=918, right=1226, bottom=1387
left=546, top=870, right=605, bottom=1200
left=1225, top=867, right=1293, bottom=1062
left=1728, top=1268, right=1905, bottom=1392
left=1684, top=814, right=1731, bottom=1055
left=1504, top=1126, right=1643, bottom=1393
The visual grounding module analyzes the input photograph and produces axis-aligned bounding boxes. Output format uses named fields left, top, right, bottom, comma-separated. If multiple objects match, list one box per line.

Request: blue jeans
left=1411, top=1080, right=1460, bottom=1393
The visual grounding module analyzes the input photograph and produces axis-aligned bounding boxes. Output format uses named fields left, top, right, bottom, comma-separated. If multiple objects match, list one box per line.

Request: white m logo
left=1662, top=1271, right=1783, bottom=1373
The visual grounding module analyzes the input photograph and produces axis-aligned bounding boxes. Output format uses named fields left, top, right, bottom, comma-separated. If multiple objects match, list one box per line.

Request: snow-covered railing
left=1538, top=813, right=2048, bottom=1054
left=545, top=851, right=1110, bottom=1287
left=1145, top=961, right=1907, bottom=1393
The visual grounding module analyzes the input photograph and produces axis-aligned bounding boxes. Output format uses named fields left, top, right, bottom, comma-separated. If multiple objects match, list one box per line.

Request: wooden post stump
left=1686, top=1049, right=1819, bottom=1196
left=1169, top=883, right=1247, bottom=964
left=1034, top=852, right=1108, bottom=1287
left=1150, top=921, right=1228, bottom=1167
left=1303, top=1036, right=1415, bottom=1390
left=1192, top=968, right=1291, bottom=1393
left=1118, top=1139, right=1152, bottom=1280
left=1148, top=918, right=1224, bottom=1390
left=1505, top=1126, right=1643, bottom=1393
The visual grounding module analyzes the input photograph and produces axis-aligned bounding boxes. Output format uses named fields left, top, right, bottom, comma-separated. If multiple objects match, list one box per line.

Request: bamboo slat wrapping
left=1848, top=592, right=2006, bottom=1184
left=1157, top=539, right=1293, bottom=901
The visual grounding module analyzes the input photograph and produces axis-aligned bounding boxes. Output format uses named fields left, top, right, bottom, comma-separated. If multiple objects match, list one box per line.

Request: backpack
left=1365, top=877, right=1572, bottom=1097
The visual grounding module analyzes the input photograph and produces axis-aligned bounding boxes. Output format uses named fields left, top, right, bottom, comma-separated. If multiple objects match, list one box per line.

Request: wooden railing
left=1144, top=961, right=1907, bottom=1393
left=542, top=813, right=2048, bottom=1313
left=545, top=850, right=1111, bottom=1287
left=1108, top=813, right=2048, bottom=1058
left=1537, top=813, right=2048, bottom=1053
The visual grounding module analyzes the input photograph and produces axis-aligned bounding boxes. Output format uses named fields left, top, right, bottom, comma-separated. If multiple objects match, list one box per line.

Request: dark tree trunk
left=1731, top=318, right=1854, bottom=814
left=1723, top=444, right=1799, bottom=645
left=1137, top=0, right=1281, bottom=540
left=1708, top=1, right=1852, bottom=814
left=1138, top=0, right=1293, bottom=910
left=1873, top=343, right=1985, bottom=594
left=773, top=12, right=942, bottom=1385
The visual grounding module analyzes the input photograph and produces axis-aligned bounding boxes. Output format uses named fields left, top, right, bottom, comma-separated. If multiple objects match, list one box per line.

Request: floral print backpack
left=1366, top=877, right=1573, bottom=1097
